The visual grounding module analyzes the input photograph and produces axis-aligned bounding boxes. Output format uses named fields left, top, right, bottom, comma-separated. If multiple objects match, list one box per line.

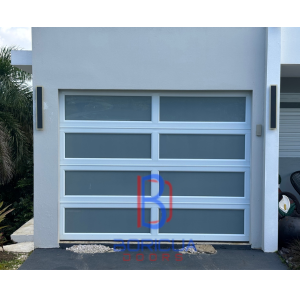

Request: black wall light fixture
left=36, top=86, right=43, bottom=130
left=270, top=85, right=277, bottom=129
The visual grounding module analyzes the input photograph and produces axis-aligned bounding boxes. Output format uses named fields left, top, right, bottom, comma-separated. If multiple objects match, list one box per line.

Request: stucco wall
left=32, top=27, right=266, bottom=248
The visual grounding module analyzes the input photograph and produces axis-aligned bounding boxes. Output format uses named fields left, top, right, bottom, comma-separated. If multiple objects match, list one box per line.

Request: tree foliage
left=0, top=46, right=33, bottom=238
left=0, top=46, right=32, bottom=184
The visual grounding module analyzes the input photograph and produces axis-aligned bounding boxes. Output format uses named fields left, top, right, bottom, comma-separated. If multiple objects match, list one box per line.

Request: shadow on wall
left=279, top=158, right=300, bottom=193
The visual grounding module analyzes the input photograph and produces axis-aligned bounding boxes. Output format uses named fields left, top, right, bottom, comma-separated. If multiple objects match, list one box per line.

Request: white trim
left=60, top=197, right=249, bottom=205
left=61, top=122, right=251, bottom=130
left=152, top=95, right=159, bottom=123
left=61, top=165, right=250, bottom=171
left=151, top=207, right=159, bottom=236
left=262, top=27, right=281, bottom=252
left=10, top=50, right=32, bottom=74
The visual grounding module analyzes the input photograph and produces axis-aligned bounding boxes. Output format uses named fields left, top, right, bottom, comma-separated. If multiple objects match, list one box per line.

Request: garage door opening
left=59, top=91, right=251, bottom=242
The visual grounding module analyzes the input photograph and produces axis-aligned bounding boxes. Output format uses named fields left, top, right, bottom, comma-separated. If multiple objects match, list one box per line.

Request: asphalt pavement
left=19, top=244, right=288, bottom=270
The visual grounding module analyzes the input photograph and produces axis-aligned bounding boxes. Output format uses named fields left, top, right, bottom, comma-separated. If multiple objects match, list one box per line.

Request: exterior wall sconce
left=270, top=85, right=277, bottom=129
left=36, top=86, right=43, bottom=130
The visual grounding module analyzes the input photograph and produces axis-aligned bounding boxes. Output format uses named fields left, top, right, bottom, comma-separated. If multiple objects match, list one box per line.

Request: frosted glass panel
left=159, top=209, right=244, bottom=234
left=65, top=95, right=151, bottom=121
left=65, top=208, right=150, bottom=233
left=160, top=134, right=245, bottom=159
left=159, top=171, right=244, bottom=197
left=65, top=171, right=151, bottom=195
left=65, top=133, right=151, bottom=158
left=160, top=97, right=246, bottom=122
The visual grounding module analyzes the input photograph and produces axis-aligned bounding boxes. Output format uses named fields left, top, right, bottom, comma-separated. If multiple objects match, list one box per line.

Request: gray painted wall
left=32, top=27, right=266, bottom=248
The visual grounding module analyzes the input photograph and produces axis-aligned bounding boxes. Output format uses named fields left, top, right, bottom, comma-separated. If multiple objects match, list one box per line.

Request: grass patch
left=0, top=251, right=32, bottom=270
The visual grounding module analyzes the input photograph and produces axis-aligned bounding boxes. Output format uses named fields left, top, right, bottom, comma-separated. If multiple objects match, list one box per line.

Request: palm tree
left=0, top=46, right=33, bottom=185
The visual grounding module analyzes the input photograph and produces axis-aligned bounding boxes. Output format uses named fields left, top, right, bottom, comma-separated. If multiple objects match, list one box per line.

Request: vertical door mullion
left=151, top=132, right=159, bottom=162
left=151, top=169, right=159, bottom=236
left=151, top=169, right=159, bottom=197
left=152, top=95, right=159, bottom=123
left=151, top=94, right=160, bottom=238
left=150, top=206, right=159, bottom=237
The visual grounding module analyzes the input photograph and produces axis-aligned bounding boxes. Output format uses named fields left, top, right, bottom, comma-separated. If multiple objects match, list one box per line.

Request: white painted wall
left=262, top=28, right=281, bottom=252
left=32, top=27, right=266, bottom=249
left=281, top=27, right=300, bottom=64
left=11, top=50, right=32, bottom=73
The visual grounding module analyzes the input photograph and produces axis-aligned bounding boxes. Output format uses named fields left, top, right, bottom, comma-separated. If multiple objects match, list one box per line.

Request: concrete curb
left=11, top=218, right=34, bottom=243
left=3, top=242, right=34, bottom=253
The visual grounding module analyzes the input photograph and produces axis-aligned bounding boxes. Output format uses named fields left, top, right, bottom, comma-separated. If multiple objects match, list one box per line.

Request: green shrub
left=0, top=233, right=8, bottom=250
left=0, top=201, right=14, bottom=248
left=0, top=155, right=33, bottom=238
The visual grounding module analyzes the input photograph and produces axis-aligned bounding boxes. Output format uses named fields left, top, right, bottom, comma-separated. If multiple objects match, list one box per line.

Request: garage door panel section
left=65, top=208, right=151, bottom=233
left=65, top=95, right=152, bottom=121
left=159, top=171, right=244, bottom=197
left=65, top=133, right=151, bottom=158
left=160, top=134, right=245, bottom=159
left=159, top=209, right=244, bottom=234
left=59, top=91, right=251, bottom=241
left=65, top=171, right=151, bottom=196
left=60, top=129, right=250, bottom=166
left=160, top=96, right=246, bottom=122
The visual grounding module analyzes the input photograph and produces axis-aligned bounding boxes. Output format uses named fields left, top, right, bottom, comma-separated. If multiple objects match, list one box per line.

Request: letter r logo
left=137, top=174, right=172, bottom=229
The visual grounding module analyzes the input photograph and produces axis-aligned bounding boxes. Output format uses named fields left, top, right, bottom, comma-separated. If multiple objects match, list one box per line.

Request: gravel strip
left=66, top=244, right=118, bottom=254
left=179, top=246, right=198, bottom=254
left=66, top=244, right=214, bottom=255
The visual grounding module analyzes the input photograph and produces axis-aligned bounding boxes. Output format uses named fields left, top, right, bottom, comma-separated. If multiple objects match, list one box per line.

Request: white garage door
left=59, top=91, right=251, bottom=242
